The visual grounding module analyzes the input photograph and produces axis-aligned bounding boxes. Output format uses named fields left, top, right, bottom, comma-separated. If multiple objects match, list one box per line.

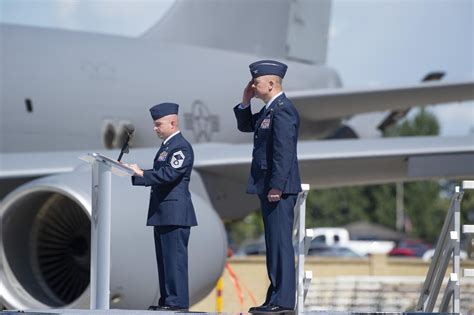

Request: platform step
left=464, top=269, right=474, bottom=277
left=462, top=180, right=474, bottom=190
left=463, top=225, right=474, bottom=234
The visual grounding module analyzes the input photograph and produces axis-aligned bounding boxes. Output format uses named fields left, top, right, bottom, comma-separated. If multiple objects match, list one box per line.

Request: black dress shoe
left=148, top=305, right=160, bottom=310
left=155, top=305, right=188, bottom=312
left=251, top=304, right=294, bottom=314
left=248, top=304, right=268, bottom=313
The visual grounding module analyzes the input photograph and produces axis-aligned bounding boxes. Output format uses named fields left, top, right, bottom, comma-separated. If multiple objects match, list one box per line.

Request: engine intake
left=3, top=190, right=90, bottom=306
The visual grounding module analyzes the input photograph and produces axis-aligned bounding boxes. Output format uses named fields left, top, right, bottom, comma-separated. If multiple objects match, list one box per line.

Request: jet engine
left=0, top=166, right=227, bottom=310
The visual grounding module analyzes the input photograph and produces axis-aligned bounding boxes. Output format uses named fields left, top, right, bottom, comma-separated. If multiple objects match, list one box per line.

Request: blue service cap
left=149, top=102, right=179, bottom=120
left=249, top=60, right=288, bottom=79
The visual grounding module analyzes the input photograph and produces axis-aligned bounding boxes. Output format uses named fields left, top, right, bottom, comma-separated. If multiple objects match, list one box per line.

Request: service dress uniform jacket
left=132, top=132, right=197, bottom=227
left=234, top=92, right=302, bottom=195
left=234, top=92, right=302, bottom=309
left=131, top=131, right=197, bottom=308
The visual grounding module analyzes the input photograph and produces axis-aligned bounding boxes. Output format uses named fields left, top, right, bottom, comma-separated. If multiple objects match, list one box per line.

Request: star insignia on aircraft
left=184, top=100, right=220, bottom=142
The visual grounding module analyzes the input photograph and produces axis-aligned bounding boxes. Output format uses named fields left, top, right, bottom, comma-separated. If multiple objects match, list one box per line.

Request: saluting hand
left=242, top=80, right=255, bottom=105
left=267, top=188, right=282, bottom=202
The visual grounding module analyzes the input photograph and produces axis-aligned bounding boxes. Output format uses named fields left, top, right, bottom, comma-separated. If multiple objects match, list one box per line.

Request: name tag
left=158, top=151, right=168, bottom=161
left=260, top=118, right=271, bottom=129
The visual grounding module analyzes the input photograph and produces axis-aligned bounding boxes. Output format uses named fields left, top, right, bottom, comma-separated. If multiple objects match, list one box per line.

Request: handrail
left=294, top=184, right=311, bottom=314
left=417, top=180, right=474, bottom=313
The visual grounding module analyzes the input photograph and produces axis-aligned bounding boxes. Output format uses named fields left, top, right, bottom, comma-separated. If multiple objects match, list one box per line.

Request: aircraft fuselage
left=1, top=24, right=341, bottom=153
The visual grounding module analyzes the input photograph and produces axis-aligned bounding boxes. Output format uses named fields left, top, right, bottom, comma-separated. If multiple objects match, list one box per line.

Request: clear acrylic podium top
left=79, top=152, right=135, bottom=177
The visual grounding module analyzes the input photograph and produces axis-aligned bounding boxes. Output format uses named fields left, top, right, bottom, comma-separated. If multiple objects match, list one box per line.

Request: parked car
left=309, top=227, right=395, bottom=256
left=235, top=238, right=266, bottom=256
left=388, top=239, right=432, bottom=257
left=307, top=244, right=363, bottom=258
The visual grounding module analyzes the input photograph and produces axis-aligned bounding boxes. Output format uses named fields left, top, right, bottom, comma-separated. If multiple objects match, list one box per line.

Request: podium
left=80, top=153, right=135, bottom=309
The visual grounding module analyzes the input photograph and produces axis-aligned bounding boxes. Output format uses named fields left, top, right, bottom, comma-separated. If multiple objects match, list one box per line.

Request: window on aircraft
left=25, top=98, right=33, bottom=112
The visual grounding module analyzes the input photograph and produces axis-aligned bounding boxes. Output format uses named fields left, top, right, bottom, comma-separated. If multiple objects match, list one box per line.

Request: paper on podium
left=79, top=153, right=135, bottom=177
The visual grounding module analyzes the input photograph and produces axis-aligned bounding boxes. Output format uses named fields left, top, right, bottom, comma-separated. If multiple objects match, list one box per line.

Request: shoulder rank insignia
left=171, top=150, right=185, bottom=169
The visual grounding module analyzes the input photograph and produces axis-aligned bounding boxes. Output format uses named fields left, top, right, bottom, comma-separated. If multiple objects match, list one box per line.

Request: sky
left=0, top=0, right=473, bottom=136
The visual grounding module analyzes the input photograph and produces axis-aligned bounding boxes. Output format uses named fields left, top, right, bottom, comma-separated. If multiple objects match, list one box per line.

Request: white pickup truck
left=310, top=227, right=395, bottom=256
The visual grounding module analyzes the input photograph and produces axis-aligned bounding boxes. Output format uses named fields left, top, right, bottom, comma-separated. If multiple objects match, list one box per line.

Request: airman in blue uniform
left=126, top=102, right=197, bottom=311
left=234, top=60, right=301, bottom=313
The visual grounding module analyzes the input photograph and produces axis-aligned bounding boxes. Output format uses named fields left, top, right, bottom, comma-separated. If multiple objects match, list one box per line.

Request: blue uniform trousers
left=259, top=193, right=297, bottom=309
left=153, top=226, right=190, bottom=308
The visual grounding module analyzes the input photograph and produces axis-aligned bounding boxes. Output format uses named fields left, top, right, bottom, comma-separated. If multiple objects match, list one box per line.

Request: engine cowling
left=0, top=166, right=227, bottom=310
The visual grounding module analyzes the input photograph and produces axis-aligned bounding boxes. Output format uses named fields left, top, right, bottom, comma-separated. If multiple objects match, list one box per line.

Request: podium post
left=80, top=153, right=134, bottom=310
left=90, top=160, right=111, bottom=309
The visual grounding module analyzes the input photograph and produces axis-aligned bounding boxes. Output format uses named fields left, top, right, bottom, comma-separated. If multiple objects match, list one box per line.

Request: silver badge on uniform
left=170, top=150, right=185, bottom=169
left=260, top=118, right=271, bottom=129
left=158, top=151, right=168, bottom=161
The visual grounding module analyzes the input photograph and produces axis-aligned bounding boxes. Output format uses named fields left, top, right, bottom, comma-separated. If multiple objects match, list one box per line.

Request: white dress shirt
left=163, top=130, right=181, bottom=145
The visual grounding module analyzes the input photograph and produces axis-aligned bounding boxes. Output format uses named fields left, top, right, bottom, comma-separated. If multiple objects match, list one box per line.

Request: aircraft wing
left=0, top=150, right=88, bottom=179
left=192, top=136, right=474, bottom=219
left=3, top=135, right=472, bottom=182
left=288, top=80, right=474, bottom=121
left=194, top=135, right=474, bottom=188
